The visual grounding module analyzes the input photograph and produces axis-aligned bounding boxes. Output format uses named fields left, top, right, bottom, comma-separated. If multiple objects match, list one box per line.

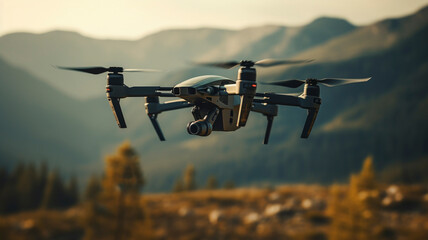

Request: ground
left=1, top=184, right=427, bottom=240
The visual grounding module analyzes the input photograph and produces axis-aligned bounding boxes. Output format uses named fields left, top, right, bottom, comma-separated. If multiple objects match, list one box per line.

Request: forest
left=1, top=141, right=427, bottom=240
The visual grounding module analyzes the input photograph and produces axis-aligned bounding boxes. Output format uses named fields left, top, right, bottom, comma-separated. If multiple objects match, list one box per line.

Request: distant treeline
left=0, top=162, right=79, bottom=215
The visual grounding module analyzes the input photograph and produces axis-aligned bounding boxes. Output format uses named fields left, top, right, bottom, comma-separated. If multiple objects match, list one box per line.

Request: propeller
left=56, top=66, right=160, bottom=74
left=194, top=58, right=314, bottom=69
left=266, top=77, right=371, bottom=88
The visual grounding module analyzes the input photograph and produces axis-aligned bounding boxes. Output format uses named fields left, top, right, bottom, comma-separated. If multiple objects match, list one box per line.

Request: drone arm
left=107, top=85, right=174, bottom=98
left=254, top=93, right=301, bottom=106
left=106, top=85, right=175, bottom=130
left=145, top=99, right=193, bottom=115
left=127, top=86, right=174, bottom=97
left=255, top=93, right=321, bottom=139
left=251, top=102, right=278, bottom=116
left=222, top=84, right=238, bottom=95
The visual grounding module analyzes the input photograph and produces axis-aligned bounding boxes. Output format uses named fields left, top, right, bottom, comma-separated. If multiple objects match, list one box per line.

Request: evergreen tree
left=172, top=177, right=184, bottom=193
left=16, top=163, right=39, bottom=210
left=42, top=170, right=68, bottom=209
left=84, top=175, right=102, bottom=201
left=36, top=162, right=49, bottom=207
left=205, top=175, right=218, bottom=190
left=66, top=175, right=79, bottom=206
left=0, top=168, right=9, bottom=212
left=183, top=164, right=196, bottom=191
left=0, top=168, right=8, bottom=192
left=223, top=180, right=235, bottom=189
left=0, top=163, right=27, bottom=213
left=0, top=182, right=19, bottom=214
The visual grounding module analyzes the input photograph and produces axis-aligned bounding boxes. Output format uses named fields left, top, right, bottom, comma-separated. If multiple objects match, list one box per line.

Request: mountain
left=142, top=6, right=428, bottom=190
left=0, top=18, right=354, bottom=99
left=0, top=6, right=427, bottom=192
left=0, top=57, right=123, bottom=175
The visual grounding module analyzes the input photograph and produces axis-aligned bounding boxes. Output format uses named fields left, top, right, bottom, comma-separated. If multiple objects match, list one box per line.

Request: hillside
left=0, top=58, right=119, bottom=173
left=0, top=6, right=427, bottom=192
left=142, top=6, right=428, bottom=190
left=0, top=18, right=355, bottom=99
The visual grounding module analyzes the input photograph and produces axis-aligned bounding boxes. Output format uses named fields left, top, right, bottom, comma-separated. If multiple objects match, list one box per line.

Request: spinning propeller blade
left=56, top=66, right=110, bottom=74
left=317, top=77, right=371, bottom=87
left=255, top=59, right=314, bottom=67
left=56, top=66, right=160, bottom=74
left=192, top=61, right=241, bottom=69
left=194, top=58, right=313, bottom=69
left=264, top=79, right=306, bottom=88
left=266, top=77, right=371, bottom=88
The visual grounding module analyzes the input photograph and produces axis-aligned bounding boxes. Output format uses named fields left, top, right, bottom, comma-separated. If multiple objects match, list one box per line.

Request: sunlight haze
left=1, top=0, right=428, bottom=39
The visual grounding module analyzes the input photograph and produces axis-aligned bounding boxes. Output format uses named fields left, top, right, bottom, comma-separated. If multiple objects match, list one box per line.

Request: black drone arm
left=254, top=92, right=301, bottom=106
left=106, top=85, right=175, bottom=129
left=107, top=85, right=174, bottom=98
left=106, top=84, right=192, bottom=141
left=254, top=92, right=321, bottom=139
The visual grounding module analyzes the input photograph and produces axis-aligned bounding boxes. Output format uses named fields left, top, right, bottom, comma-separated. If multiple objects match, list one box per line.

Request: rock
left=264, top=204, right=295, bottom=218
left=268, top=192, right=280, bottom=201
left=209, top=210, right=224, bottom=224
left=244, top=212, right=260, bottom=224
left=19, top=219, right=35, bottom=230
left=301, top=199, right=313, bottom=209
left=178, top=207, right=194, bottom=217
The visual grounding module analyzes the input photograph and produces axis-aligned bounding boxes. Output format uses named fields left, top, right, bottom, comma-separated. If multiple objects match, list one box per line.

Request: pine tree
left=183, top=164, right=196, bottom=191
left=36, top=162, right=48, bottom=207
left=16, top=163, right=39, bottom=210
left=0, top=181, right=19, bottom=214
left=0, top=168, right=8, bottom=192
left=66, top=175, right=79, bottom=207
left=172, top=177, right=184, bottom=193
left=205, top=175, right=218, bottom=190
left=223, top=180, right=235, bottom=189
left=84, top=175, right=102, bottom=201
left=42, top=170, right=68, bottom=209
left=0, top=164, right=21, bottom=214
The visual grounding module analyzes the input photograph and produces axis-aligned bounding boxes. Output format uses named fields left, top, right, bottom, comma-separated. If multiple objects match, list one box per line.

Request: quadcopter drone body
left=58, top=60, right=370, bottom=144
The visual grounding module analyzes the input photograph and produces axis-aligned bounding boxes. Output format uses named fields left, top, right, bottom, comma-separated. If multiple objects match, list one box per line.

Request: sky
left=1, top=0, right=428, bottom=40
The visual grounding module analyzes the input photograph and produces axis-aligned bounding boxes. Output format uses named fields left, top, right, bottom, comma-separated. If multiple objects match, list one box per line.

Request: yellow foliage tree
left=183, top=164, right=196, bottom=191
left=83, top=141, right=152, bottom=240
left=329, top=155, right=380, bottom=240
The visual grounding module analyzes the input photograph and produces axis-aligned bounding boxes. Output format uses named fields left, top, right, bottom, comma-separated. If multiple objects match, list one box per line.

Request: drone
left=57, top=59, right=370, bottom=144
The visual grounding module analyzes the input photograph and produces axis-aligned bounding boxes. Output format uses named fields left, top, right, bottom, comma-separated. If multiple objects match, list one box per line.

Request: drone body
left=58, top=60, right=370, bottom=144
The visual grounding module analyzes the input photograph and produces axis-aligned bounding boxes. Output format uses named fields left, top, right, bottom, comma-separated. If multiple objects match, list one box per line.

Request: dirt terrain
left=1, top=184, right=428, bottom=240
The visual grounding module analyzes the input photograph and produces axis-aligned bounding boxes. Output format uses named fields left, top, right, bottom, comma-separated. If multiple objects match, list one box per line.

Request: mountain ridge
left=0, top=6, right=427, bottom=191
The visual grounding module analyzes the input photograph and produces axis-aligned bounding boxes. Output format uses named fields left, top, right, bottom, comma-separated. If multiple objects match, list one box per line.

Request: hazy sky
left=1, top=0, right=428, bottom=39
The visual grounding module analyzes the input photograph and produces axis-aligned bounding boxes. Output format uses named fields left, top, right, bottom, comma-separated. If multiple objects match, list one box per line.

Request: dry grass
left=1, top=184, right=427, bottom=240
